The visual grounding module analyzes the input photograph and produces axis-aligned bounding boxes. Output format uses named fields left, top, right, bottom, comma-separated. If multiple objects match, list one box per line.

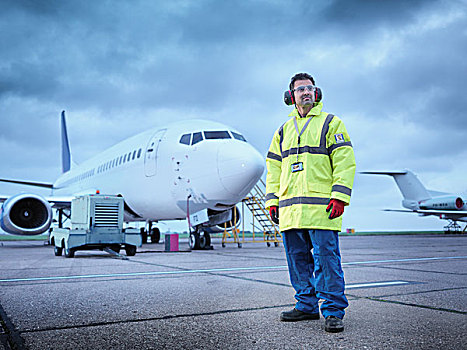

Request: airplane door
left=144, top=129, right=167, bottom=177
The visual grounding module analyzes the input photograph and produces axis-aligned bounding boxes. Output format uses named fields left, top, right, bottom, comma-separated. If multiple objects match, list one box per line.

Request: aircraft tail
left=361, top=170, right=431, bottom=201
left=61, top=111, right=72, bottom=173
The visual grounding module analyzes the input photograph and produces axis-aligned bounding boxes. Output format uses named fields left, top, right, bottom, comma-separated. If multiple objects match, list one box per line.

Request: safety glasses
left=293, top=85, right=315, bottom=93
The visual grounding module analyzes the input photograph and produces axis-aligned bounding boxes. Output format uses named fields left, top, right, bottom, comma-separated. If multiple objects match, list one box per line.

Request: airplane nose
left=217, top=141, right=265, bottom=198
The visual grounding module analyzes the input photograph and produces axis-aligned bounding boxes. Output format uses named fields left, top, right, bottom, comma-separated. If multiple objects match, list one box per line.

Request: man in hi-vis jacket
left=265, top=72, right=356, bottom=333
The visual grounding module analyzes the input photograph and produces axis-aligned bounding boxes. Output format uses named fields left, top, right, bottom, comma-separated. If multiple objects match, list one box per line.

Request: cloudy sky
left=1, top=0, right=466, bottom=233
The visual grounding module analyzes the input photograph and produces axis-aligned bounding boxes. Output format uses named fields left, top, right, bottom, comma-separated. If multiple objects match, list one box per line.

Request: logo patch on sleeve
left=334, top=133, right=345, bottom=144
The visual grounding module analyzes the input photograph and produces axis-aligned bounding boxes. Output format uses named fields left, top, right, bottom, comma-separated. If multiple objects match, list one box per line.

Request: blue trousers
left=282, top=229, right=348, bottom=319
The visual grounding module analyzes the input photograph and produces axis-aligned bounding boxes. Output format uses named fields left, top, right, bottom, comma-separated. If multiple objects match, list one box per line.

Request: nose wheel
left=189, top=228, right=212, bottom=250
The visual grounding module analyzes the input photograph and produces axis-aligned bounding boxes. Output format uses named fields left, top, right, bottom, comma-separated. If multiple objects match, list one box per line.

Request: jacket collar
left=288, top=102, right=323, bottom=118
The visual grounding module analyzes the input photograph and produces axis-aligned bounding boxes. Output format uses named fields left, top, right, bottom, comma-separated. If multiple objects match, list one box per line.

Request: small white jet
left=361, top=170, right=467, bottom=233
left=0, top=111, right=265, bottom=248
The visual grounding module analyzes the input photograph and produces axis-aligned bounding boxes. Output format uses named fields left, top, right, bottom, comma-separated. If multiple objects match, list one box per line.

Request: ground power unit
left=49, top=194, right=141, bottom=258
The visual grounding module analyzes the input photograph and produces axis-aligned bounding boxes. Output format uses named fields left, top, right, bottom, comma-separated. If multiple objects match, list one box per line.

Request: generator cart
left=49, top=194, right=141, bottom=258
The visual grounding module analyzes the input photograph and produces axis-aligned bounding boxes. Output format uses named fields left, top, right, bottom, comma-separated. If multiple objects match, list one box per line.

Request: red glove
left=269, top=206, right=279, bottom=224
left=326, top=199, right=345, bottom=219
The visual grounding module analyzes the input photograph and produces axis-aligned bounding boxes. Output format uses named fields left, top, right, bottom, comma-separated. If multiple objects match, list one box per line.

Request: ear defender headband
left=283, top=75, right=323, bottom=106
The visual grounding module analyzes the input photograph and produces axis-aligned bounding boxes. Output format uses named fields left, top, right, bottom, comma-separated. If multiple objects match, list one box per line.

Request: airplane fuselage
left=52, top=119, right=264, bottom=222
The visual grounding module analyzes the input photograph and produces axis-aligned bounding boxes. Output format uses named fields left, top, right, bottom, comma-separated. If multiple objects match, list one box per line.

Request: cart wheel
left=274, top=242, right=279, bottom=247
left=64, top=247, right=75, bottom=258
left=238, top=243, right=242, bottom=248
left=222, top=243, right=226, bottom=248
left=54, top=246, right=63, bottom=256
left=125, top=245, right=137, bottom=256
left=267, top=242, right=271, bottom=247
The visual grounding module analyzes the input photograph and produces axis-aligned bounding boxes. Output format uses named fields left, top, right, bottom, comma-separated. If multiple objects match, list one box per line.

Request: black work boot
left=280, top=308, right=320, bottom=322
left=324, top=315, right=344, bottom=333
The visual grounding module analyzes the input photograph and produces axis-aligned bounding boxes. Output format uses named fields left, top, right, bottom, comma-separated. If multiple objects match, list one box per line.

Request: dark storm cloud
left=0, top=0, right=319, bottom=110
left=1, top=0, right=465, bottom=131
left=322, top=0, right=436, bottom=23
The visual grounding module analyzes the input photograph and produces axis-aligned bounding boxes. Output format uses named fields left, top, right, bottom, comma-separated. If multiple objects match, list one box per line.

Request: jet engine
left=419, top=196, right=465, bottom=211
left=1, top=194, right=52, bottom=235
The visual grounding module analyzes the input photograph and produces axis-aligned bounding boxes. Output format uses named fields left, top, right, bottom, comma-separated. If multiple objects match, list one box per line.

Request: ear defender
left=283, top=90, right=295, bottom=105
left=283, top=87, right=323, bottom=106
left=314, top=87, right=322, bottom=103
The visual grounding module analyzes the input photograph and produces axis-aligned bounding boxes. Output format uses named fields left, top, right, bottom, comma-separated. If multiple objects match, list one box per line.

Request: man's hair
left=289, top=73, right=315, bottom=91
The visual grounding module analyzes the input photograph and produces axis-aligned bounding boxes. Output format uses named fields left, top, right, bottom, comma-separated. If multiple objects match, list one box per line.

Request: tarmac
left=0, top=234, right=466, bottom=349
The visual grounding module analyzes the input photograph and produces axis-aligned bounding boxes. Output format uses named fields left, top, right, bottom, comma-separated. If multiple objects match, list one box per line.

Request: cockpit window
left=231, top=131, right=247, bottom=142
left=179, top=133, right=191, bottom=145
left=191, top=132, right=203, bottom=145
left=204, top=131, right=231, bottom=140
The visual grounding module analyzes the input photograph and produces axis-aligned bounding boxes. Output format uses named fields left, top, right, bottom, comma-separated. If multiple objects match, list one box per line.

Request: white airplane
left=0, top=111, right=265, bottom=249
left=361, top=170, right=467, bottom=233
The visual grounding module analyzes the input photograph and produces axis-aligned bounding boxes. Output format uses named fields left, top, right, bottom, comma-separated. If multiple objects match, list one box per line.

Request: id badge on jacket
left=291, top=162, right=303, bottom=173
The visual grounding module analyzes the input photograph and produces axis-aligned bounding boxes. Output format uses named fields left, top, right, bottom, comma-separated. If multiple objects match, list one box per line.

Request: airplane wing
left=0, top=178, right=54, bottom=188
left=0, top=194, right=72, bottom=208
left=46, top=196, right=73, bottom=209
left=384, top=208, right=467, bottom=221
left=0, top=178, right=59, bottom=204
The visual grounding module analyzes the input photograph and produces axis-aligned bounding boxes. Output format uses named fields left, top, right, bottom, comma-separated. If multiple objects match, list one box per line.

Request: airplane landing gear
left=140, top=221, right=160, bottom=244
left=189, top=232, right=199, bottom=250
left=444, top=220, right=461, bottom=234
left=150, top=227, right=160, bottom=243
left=189, top=227, right=212, bottom=250
left=141, top=227, right=147, bottom=244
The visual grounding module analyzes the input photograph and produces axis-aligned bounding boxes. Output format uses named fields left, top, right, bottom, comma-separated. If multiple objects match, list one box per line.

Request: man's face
left=293, top=79, right=315, bottom=107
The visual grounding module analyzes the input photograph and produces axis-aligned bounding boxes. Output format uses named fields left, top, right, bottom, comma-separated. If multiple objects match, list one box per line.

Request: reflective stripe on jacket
left=265, top=102, right=356, bottom=231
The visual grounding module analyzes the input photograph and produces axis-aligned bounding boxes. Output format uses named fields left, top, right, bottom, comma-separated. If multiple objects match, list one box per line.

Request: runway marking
left=342, top=256, right=467, bottom=265
left=346, top=281, right=408, bottom=289
left=0, top=255, right=465, bottom=283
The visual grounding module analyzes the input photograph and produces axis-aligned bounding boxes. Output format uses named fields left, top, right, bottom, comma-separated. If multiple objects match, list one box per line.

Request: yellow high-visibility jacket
left=265, top=102, right=356, bottom=231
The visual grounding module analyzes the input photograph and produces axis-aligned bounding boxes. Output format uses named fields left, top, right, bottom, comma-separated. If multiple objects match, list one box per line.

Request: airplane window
left=119, top=155, right=123, bottom=165
left=231, top=131, right=247, bottom=142
left=204, top=131, right=231, bottom=139
left=192, top=132, right=203, bottom=145
left=127, top=152, right=132, bottom=161
left=137, top=148, right=142, bottom=158
left=179, top=133, right=191, bottom=145
left=132, top=150, right=137, bottom=160
left=123, top=154, right=127, bottom=163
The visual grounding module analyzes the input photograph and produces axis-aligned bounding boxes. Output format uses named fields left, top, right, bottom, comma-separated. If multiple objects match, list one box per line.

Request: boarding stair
left=222, top=179, right=282, bottom=247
